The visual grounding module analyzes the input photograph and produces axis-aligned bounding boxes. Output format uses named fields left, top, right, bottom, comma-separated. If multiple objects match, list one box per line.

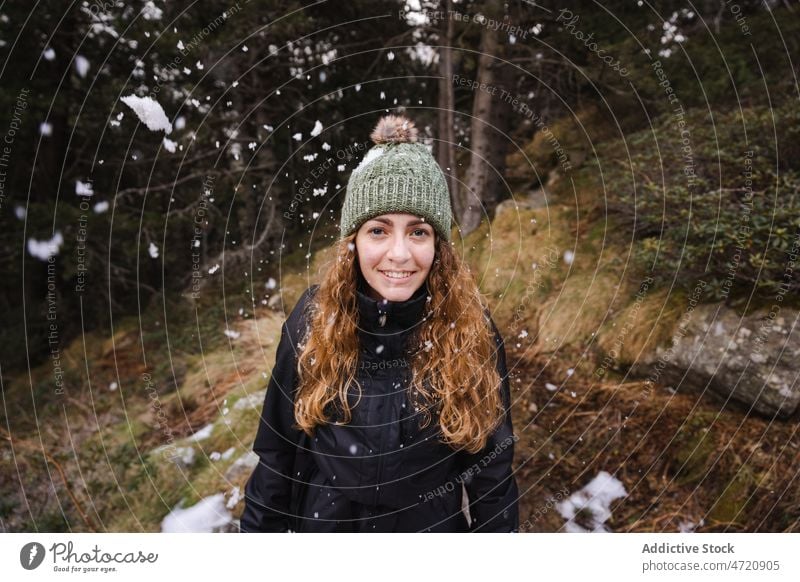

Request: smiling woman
left=241, top=115, right=519, bottom=533
left=356, top=214, right=436, bottom=302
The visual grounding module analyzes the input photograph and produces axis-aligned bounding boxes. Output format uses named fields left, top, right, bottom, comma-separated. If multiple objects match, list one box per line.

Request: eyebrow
left=369, top=217, right=431, bottom=228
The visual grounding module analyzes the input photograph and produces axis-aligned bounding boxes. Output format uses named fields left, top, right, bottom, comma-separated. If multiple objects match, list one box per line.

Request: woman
left=241, top=115, right=518, bottom=532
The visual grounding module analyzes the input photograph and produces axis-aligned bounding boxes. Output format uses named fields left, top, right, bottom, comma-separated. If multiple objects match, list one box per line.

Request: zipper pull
left=377, top=298, right=388, bottom=327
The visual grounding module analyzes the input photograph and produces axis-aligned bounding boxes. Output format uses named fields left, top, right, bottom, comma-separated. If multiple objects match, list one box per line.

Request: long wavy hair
left=294, top=233, right=505, bottom=453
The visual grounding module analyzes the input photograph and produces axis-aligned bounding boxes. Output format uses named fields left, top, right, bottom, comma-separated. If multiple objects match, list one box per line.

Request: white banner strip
left=2, top=533, right=798, bottom=581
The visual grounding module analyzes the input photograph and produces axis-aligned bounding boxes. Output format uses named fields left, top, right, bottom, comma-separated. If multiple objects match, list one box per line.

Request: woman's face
left=355, top=213, right=436, bottom=302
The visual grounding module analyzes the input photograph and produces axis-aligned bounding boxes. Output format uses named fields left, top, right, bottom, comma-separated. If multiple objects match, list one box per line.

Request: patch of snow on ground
left=161, top=493, right=232, bottom=532
left=557, top=471, right=627, bottom=532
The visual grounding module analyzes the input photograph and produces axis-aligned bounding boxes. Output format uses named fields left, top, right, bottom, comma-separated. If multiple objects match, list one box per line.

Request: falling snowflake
left=121, top=94, right=173, bottom=134
left=75, top=181, right=94, bottom=197
left=74, top=55, right=90, bottom=78
left=162, top=137, right=177, bottom=153
left=27, top=232, right=64, bottom=261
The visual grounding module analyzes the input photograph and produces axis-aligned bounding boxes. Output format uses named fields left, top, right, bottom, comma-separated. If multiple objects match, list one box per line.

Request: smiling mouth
left=378, top=270, right=416, bottom=280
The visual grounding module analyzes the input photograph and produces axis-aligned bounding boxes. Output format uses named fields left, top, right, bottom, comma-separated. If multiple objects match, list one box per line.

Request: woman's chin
left=368, top=279, right=423, bottom=303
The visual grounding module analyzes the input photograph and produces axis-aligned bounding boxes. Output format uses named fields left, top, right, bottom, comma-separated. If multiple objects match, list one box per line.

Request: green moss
left=709, top=464, right=755, bottom=525
left=671, top=412, right=717, bottom=486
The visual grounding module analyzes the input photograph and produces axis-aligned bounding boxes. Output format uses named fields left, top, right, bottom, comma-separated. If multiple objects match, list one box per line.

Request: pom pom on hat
left=370, top=114, right=418, bottom=144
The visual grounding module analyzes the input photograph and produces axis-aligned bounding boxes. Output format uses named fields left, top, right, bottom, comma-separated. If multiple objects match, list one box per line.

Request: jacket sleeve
left=240, top=288, right=314, bottom=532
left=456, top=315, right=519, bottom=532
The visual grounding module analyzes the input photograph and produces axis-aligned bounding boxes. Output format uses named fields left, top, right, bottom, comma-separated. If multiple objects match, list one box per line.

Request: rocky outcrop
left=632, top=304, right=800, bottom=418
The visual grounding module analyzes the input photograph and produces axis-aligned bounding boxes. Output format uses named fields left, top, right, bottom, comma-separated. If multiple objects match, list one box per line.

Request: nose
left=386, top=232, right=411, bottom=262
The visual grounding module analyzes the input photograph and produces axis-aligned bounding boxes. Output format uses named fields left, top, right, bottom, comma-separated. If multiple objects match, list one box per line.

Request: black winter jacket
left=240, top=279, right=519, bottom=532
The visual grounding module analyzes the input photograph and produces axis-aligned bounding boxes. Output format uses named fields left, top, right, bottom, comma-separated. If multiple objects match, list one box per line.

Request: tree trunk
left=437, top=0, right=459, bottom=222
left=460, top=0, right=511, bottom=236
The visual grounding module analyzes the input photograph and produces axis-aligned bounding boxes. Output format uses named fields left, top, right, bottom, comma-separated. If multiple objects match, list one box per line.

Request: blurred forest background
left=1, top=0, right=798, bottom=533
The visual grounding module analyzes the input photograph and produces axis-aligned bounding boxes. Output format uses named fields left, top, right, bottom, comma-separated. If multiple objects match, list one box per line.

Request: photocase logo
left=19, top=542, right=46, bottom=570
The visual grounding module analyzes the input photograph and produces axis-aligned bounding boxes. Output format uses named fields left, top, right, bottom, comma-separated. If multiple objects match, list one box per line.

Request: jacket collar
left=356, top=272, right=429, bottom=333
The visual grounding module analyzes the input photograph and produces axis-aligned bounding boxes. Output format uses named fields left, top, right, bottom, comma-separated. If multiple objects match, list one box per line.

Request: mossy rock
left=595, top=288, right=686, bottom=368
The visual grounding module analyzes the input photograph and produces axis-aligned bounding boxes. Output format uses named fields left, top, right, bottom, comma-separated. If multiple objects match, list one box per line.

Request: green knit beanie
left=339, top=115, right=452, bottom=241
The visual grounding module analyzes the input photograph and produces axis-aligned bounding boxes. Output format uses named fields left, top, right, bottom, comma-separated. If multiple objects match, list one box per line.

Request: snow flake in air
left=121, top=94, right=173, bottom=134
left=75, top=180, right=94, bottom=197
left=310, top=120, right=323, bottom=137
left=27, top=232, right=64, bottom=261
left=162, top=137, right=177, bottom=153
left=74, top=55, right=90, bottom=78
left=142, top=1, right=163, bottom=20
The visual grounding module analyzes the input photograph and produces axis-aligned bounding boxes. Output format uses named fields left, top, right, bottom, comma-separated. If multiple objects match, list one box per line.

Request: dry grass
left=509, top=351, right=800, bottom=532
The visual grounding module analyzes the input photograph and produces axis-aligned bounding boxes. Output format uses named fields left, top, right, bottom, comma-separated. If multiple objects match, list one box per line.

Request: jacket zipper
left=373, top=427, right=385, bottom=507
left=373, top=307, right=390, bottom=507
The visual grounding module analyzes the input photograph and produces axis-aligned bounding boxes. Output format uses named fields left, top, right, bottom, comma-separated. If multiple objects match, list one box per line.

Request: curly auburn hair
left=293, top=233, right=505, bottom=454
